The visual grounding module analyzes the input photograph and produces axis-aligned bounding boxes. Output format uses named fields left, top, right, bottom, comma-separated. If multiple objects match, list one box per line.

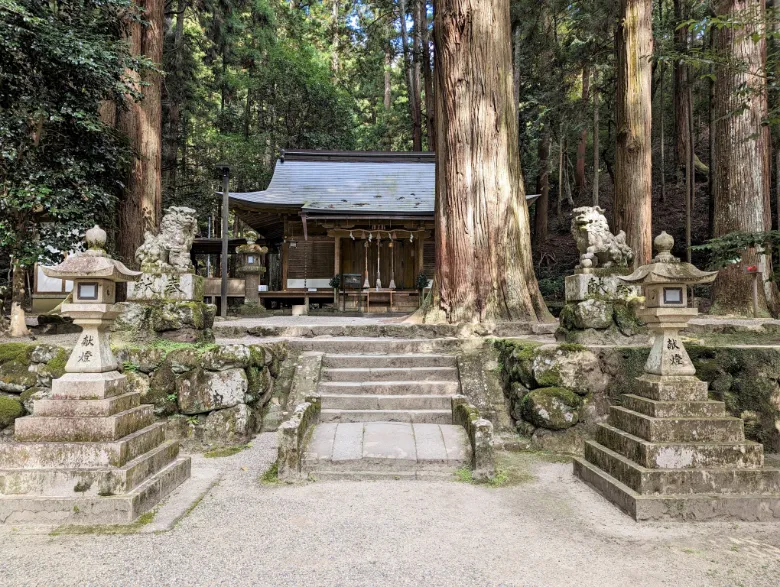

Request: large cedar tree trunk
left=712, top=0, right=773, bottom=315
left=425, top=0, right=551, bottom=323
left=162, top=0, right=186, bottom=204
left=615, top=0, right=654, bottom=266
left=117, top=0, right=163, bottom=265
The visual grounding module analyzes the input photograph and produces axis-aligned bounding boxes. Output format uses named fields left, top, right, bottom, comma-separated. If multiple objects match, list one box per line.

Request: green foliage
left=0, top=395, right=24, bottom=428
left=260, top=461, right=279, bottom=484
left=692, top=231, right=780, bottom=271
left=415, top=272, right=429, bottom=291
left=204, top=444, right=249, bottom=458
left=0, top=0, right=149, bottom=265
left=329, top=275, right=341, bottom=289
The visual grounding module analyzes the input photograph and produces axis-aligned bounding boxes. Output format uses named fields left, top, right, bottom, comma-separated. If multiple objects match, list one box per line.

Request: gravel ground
left=2, top=433, right=779, bottom=587
left=214, top=315, right=408, bottom=327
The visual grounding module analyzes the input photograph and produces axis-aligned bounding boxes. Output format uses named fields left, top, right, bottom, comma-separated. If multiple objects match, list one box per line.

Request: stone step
left=621, top=395, right=726, bottom=418
left=0, top=440, right=180, bottom=497
left=609, top=406, right=745, bottom=443
left=33, top=392, right=141, bottom=418
left=14, top=405, right=155, bottom=443
left=573, top=457, right=780, bottom=522
left=50, top=371, right=127, bottom=400
left=320, top=394, right=452, bottom=411
left=596, top=423, right=765, bottom=469
left=0, top=422, right=167, bottom=469
left=321, top=367, right=459, bottom=383
left=302, top=422, right=471, bottom=476
left=305, top=470, right=458, bottom=481
left=322, top=354, right=456, bottom=369
left=634, top=375, right=709, bottom=402
left=319, top=409, right=452, bottom=424
left=0, top=456, right=191, bottom=525
left=584, top=440, right=780, bottom=495
left=318, top=381, right=460, bottom=396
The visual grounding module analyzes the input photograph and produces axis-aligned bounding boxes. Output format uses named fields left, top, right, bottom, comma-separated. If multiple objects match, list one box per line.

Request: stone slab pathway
left=2, top=433, right=780, bottom=586
left=304, top=422, right=471, bottom=477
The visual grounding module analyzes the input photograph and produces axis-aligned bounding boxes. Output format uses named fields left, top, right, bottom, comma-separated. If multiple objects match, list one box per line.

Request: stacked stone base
left=574, top=375, right=780, bottom=521
left=0, top=372, right=190, bottom=525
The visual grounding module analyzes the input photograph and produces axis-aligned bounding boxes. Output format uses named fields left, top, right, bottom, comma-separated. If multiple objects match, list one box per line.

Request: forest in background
left=2, top=0, right=780, bottom=321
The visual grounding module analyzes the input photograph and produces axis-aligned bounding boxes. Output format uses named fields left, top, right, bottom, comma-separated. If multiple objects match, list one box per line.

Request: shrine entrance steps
left=574, top=375, right=780, bottom=521
left=302, top=353, right=472, bottom=479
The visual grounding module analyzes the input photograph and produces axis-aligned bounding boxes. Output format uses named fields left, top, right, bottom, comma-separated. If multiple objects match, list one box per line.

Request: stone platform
left=0, top=371, right=190, bottom=525
left=574, top=375, right=780, bottom=521
left=303, top=422, right=471, bottom=480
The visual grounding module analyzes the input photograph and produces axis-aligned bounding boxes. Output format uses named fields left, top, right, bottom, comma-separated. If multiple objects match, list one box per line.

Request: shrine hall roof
left=229, top=151, right=435, bottom=217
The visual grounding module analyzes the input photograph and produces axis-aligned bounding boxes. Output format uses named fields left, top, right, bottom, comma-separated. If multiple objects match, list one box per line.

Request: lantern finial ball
left=85, top=225, right=108, bottom=256
left=654, top=231, right=674, bottom=255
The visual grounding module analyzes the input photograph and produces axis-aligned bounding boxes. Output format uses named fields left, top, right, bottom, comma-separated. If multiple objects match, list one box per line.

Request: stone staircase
left=574, top=374, right=780, bottom=521
left=302, top=353, right=472, bottom=479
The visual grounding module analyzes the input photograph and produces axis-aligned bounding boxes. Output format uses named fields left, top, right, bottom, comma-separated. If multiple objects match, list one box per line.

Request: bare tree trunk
left=593, top=80, right=600, bottom=206
left=557, top=126, right=564, bottom=221
left=331, top=0, right=339, bottom=73
left=712, top=0, right=773, bottom=315
left=673, top=0, right=691, bottom=174
left=162, top=0, right=186, bottom=204
left=399, top=0, right=422, bottom=150
left=575, top=66, right=590, bottom=195
left=117, top=0, right=163, bottom=265
left=615, top=0, right=654, bottom=266
left=384, top=43, right=393, bottom=111
left=9, top=261, right=29, bottom=338
left=513, top=23, right=521, bottom=112
left=425, top=0, right=551, bottom=323
left=535, top=124, right=550, bottom=242
left=419, top=0, right=435, bottom=151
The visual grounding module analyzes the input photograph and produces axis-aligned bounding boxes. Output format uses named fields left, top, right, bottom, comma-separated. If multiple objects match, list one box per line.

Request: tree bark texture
left=117, top=0, right=163, bottom=265
left=162, top=0, right=186, bottom=204
left=615, top=0, right=654, bottom=266
left=712, top=0, right=772, bottom=315
left=428, top=0, right=551, bottom=323
left=575, top=66, right=590, bottom=195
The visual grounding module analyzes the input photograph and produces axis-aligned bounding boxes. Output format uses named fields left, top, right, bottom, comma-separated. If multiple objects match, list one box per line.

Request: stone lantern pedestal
left=574, top=232, right=780, bottom=521
left=0, top=227, right=190, bottom=525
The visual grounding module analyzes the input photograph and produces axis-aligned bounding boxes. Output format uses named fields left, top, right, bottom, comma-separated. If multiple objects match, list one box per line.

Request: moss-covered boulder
left=165, top=347, right=202, bottom=374
left=114, top=345, right=167, bottom=374
left=532, top=344, right=608, bottom=395
left=202, top=345, right=253, bottom=371
left=245, top=366, right=272, bottom=404
left=0, top=343, right=36, bottom=393
left=145, top=363, right=178, bottom=416
left=19, top=387, right=49, bottom=414
left=0, top=395, right=24, bottom=429
left=573, top=299, right=613, bottom=329
left=202, top=403, right=256, bottom=445
left=177, top=367, right=248, bottom=415
left=521, top=387, right=581, bottom=430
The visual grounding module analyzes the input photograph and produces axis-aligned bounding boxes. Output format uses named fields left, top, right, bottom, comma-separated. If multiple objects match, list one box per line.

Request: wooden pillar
left=415, top=233, right=424, bottom=279
left=334, top=236, right=341, bottom=277
left=282, top=241, right=289, bottom=291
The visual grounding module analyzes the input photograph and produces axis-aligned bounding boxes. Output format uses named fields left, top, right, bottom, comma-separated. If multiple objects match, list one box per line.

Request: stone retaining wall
left=495, top=340, right=780, bottom=455
left=0, top=341, right=287, bottom=450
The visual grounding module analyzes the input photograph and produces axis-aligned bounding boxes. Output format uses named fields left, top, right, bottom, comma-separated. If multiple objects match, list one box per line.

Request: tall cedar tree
left=712, top=0, right=774, bottom=314
left=426, top=0, right=551, bottom=323
left=615, top=0, right=653, bottom=265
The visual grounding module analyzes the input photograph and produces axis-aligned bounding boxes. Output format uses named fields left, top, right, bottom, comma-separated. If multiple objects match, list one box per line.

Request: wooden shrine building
left=230, top=150, right=435, bottom=311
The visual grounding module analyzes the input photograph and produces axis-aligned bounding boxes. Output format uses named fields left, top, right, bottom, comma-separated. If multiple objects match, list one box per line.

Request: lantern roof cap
left=42, top=226, right=142, bottom=282
left=619, top=232, right=718, bottom=286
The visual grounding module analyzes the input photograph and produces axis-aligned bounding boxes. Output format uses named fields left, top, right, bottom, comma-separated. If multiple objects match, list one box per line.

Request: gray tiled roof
left=229, top=158, right=434, bottom=216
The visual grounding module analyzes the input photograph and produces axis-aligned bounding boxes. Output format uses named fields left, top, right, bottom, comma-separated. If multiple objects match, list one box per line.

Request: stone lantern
left=236, top=230, right=268, bottom=305
left=43, top=226, right=141, bottom=373
left=0, top=226, right=191, bottom=525
left=574, top=233, right=780, bottom=522
left=618, top=231, right=717, bottom=376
